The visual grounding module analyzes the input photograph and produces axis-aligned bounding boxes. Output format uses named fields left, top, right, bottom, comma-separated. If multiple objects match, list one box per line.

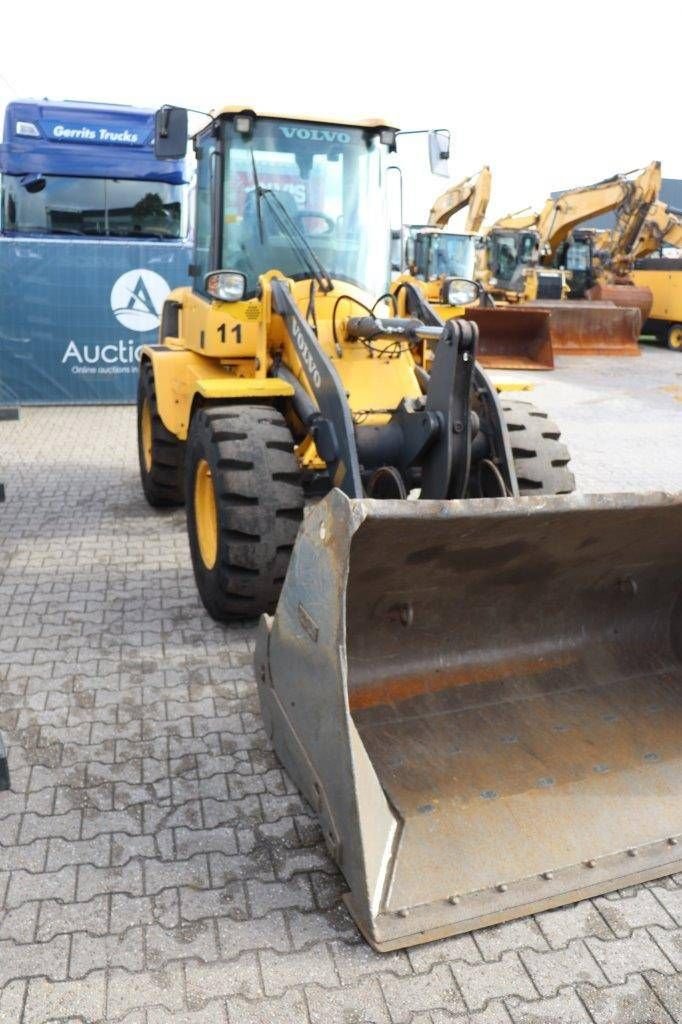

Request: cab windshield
left=221, top=118, right=391, bottom=296
left=413, top=231, right=477, bottom=280
left=489, top=230, right=537, bottom=285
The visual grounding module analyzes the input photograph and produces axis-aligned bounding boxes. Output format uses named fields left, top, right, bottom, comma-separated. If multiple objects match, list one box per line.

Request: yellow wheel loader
left=401, top=169, right=554, bottom=370
left=140, top=106, right=682, bottom=952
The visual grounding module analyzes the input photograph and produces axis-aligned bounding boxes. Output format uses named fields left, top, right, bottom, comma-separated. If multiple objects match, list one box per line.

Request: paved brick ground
left=1, top=349, right=681, bottom=1023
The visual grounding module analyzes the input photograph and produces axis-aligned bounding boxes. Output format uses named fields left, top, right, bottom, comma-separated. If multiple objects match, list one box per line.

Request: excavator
left=630, top=201, right=682, bottom=350
left=141, top=105, right=682, bottom=952
left=402, top=167, right=553, bottom=370
left=483, top=162, right=661, bottom=355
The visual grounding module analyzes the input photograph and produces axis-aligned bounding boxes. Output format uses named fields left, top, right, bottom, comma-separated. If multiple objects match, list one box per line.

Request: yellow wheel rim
left=669, top=327, right=682, bottom=350
left=141, top=398, right=153, bottom=473
left=194, top=459, right=219, bottom=570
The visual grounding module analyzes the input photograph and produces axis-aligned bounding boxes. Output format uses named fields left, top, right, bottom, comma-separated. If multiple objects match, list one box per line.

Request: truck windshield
left=2, top=175, right=182, bottom=238
left=222, top=118, right=391, bottom=296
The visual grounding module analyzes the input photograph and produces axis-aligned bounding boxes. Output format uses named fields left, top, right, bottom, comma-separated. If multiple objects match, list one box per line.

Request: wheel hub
left=194, top=459, right=218, bottom=570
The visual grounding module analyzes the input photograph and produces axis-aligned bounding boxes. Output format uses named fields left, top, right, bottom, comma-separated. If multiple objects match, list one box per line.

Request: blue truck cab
left=0, top=99, right=191, bottom=403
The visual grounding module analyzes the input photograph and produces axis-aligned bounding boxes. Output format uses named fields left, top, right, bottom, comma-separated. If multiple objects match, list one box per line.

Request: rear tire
left=185, top=404, right=304, bottom=622
left=137, top=361, right=185, bottom=507
left=667, top=324, right=682, bottom=352
left=501, top=400, right=575, bottom=495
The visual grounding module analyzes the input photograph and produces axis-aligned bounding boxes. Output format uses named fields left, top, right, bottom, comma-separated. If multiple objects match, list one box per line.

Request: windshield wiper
left=260, top=189, right=332, bottom=293
left=249, top=151, right=332, bottom=293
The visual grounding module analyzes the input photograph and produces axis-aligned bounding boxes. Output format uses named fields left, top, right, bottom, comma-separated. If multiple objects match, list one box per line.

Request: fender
left=140, top=346, right=293, bottom=440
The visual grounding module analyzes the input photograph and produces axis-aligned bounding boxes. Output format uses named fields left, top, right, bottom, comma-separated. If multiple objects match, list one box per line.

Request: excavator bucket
left=464, top=307, right=554, bottom=370
left=531, top=300, right=642, bottom=356
left=256, top=490, right=682, bottom=952
left=586, top=283, right=653, bottom=326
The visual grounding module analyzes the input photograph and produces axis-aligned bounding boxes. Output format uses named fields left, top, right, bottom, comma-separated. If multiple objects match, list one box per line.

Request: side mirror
left=428, top=130, right=451, bottom=178
left=441, top=277, right=480, bottom=307
left=154, top=106, right=188, bottom=160
left=21, top=173, right=46, bottom=194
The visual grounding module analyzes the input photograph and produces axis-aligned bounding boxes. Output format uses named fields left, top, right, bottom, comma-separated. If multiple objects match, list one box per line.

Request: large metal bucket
left=587, top=283, right=653, bottom=326
left=464, top=307, right=554, bottom=370
left=256, top=490, right=682, bottom=951
left=530, top=300, right=642, bottom=356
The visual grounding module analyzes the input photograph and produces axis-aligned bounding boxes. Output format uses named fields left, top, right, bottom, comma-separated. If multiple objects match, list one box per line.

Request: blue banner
left=0, top=237, right=190, bottom=404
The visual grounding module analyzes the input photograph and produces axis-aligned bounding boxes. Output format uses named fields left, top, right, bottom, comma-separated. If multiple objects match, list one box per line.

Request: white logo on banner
left=110, top=268, right=170, bottom=332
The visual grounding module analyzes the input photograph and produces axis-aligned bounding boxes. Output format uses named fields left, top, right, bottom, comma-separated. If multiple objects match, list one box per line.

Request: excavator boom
left=429, top=166, right=491, bottom=230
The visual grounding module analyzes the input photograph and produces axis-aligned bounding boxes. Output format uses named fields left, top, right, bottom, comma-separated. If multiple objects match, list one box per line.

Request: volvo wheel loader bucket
left=587, top=283, right=653, bottom=326
left=464, top=307, right=553, bottom=370
left=531, top=300, right=641, bottom=356
left=256, top=490, right=682, bottom=951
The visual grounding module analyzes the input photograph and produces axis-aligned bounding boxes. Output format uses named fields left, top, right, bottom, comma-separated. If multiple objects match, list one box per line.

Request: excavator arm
left=538, top=161, right=661, bottom=253
left=633, top=200, right=682, bottom=260
left=428, top=166, right=491, bottom=230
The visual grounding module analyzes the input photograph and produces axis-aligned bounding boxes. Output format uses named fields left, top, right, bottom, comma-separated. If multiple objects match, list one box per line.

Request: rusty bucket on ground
left=531, top=300, right=642, bottom=356
left=464, top=307, right=554, bottom=370
left=587, top=282, right=653, bottom=326
left=256, top=490, right=682, bottom=951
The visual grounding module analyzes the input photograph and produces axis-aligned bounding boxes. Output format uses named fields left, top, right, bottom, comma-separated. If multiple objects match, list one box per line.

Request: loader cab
left=487, top=227, right=539, bottom=292
left=405, top=226, right=479, bottom=282
left=188, top=109, right=399, bottom=300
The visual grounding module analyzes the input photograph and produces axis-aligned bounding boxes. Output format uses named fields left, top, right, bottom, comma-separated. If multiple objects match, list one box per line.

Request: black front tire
left=501, top=400, right=575, bottom=495
left=137, top=361, right=185, bottom=507
left=185, top=404, right=304, bottom=622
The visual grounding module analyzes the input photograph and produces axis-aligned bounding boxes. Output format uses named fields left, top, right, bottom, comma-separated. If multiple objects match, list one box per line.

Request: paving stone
left=0, top=935, right=69, bottom=987
left=453, top=951, right=537, bottom=1012
left=475, top=919, right=549, bottom=961
left=5, top=865, right=76, bottom=908
left=185, top=953, right=262, bottom=1005
left=0, top=980, right=27, bottom=1024
left=645, top=970, right=682, bottom=1022
left=37, top=894, right=110, bottom=940
left=306, top=976, right=391, bottom=1024
left=585, top=928, right=675, bottom=983
left=535, top=900, right=611, bottom=948
left=107, top=964, right=186, bottom=1016
left=24, top=972, right=107, bottom=1024
left=380, top=964, right=464, bottom=1022
left=0, top=900, right=39, bottom=943
left=519, top=938, right=606, bottom=996
left=77, top=858, right=143, bottom=900
left=650, top=882, right=682, bottom=925
left=145, top=919, right=219, bottom=968
left=227, top=989, right=308, bottom=1024
left=260, top=945, right=338, bottom=996
left=329, top=939, right=411, bottom=984
left=578, top=974, right=674, bottom=1024
left=506, top=988, right=593, bottom=1024
left=594, top=887, right=677, bottom=935
left=148, top=1004, right=228, bottom=1024
left=218, top=911, right=291, bottom=957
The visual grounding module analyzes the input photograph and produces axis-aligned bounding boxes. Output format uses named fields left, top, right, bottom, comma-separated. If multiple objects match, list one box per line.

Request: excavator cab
left=486, top=228, right=539, bottom=293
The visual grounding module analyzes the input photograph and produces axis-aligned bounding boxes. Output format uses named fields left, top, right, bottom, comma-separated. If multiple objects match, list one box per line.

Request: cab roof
left=214, top=106, right=397, bottom=131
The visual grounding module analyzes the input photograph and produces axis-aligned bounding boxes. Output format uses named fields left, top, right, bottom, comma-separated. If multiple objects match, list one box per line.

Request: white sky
left=1, top=0, right=677, bottom=225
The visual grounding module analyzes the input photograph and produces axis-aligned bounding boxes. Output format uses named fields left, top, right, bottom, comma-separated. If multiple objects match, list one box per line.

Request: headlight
left=443, top=278, right=479, bottom=306
left=205, top=271, right=246, bottom=302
